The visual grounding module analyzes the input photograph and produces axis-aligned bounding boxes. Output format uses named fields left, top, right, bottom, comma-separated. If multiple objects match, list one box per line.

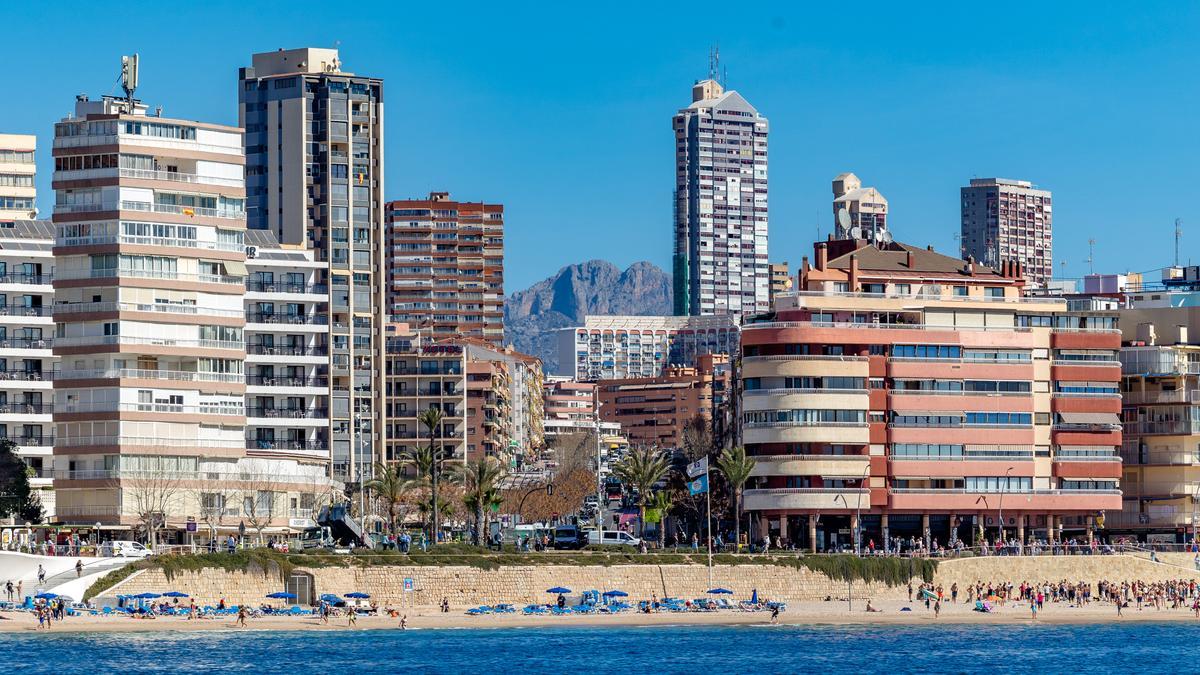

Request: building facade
left=556, top=314, right=739, bottom=381
left=542, top=377, right=620, bottom=441
left=239, top=48, right=385, bottom=483
left=0, top=134, right=37, bottom=220
left=960, top=178, right=1052, bottom=288
left=382, top=324, right=467, bottom=468
left=738, top=238, right=1121, bottom=551
left=385, top=192, right=504, bottom=345
left=672, top=78, right=769, bottom=317
left=832, top=173, right=888, bottom=242
left=769, top=261, right=791, bottom=306
left=597, top=353, right=729, bottom=449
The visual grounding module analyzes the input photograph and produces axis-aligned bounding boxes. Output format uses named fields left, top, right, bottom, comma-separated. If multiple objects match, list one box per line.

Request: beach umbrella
left=706, top=588, right=733, bottom=595
left=136, top=592, right=162, bottom=599
left=266, top=592, right=297, bottom=600
left=750, top=589, right=759, bottom=604
left=602, top=590, right=628, bottom=597
left=345, top=592, right=370, bottom=599
left=162, top=591, right=189, bottom=598
left=545, top=587, right=571, bottom=594
left=34, top=592, right=57, bottom=600
left=320, top=594, right=342, bottom=602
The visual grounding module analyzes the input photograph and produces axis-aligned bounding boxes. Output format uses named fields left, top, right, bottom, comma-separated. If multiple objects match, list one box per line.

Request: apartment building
left=467, top=359, right=511, bottom=462
left=738, top=237, right=1121, bottom=552
left=768, top=262, right=791, bottom=306
left=832, top=173, right=888, bottom=242
left=542, top=377, right=620, bottom=443
left=382, top=324, right=467, bottom=467
left=1114, top=273, right=1200, bottom=541
left=0, top=220, right=56, bottom=516
left=961, top=178, right=1053, bottom=287
left=239, top=47, right=385, bottom=484
left=49, top=93, right=333, bottom=541
left=0, top=134, right=37, bottom=220
left=597, top=354, right=729, bottom=449
left=672, top=78, right=769, bottom=317
left=556, top=314, right=739, bottom=381
left=385, top=192, right=504, bottom=345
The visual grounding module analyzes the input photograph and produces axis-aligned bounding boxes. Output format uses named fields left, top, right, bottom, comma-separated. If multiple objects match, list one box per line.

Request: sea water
left=4, top=623, right=1197, bottom=673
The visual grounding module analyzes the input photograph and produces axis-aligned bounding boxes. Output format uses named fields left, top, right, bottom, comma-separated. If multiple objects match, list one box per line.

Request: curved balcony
left=749, top=454, right=870, bottom=478
left=887, top=488, right=1122, bottom=511
left=743, top=488, right=871, bottom=511
left=743, top=421, right=870, bottom=445
left=54, top=301, right=243, bottom=319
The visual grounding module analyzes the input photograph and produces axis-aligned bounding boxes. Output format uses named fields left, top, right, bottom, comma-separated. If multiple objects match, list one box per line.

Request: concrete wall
left=933, top=554, right=1200, bottom=588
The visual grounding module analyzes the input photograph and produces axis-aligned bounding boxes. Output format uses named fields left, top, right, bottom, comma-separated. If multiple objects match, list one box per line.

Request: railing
left=55, top=268, right=244, bottom=285
left=246, top=344, right=328, bottom=356
left=54, top=301, right=244, bottom=318
left=4, top=435, right=53, bottom=446
left=745, top=320, right=1118, bottom=334
left=52, top=335, right=243, bottom=350
left=1050, top=423, right=1123, bottom=432
left=245, top=375, right=329, bottom=387
left=56, top=368, right=245, bottom=383
left=0, top=370, right=53, bottom=381
left=118, top=167, right=243, bottom=187
left=246, top=439, right=329, bottom=451
left=57, top=402, right=244, bottom=415
left=888, top=389, right=1032, bottom=397
left=887, top=356, right=1033, bottom=364
left=57, top=233, right=244, bottom=252
left=244, top=312, right=329, bottom=325
left=55, top=505, right=121, bottom=517
left=0, top=274, right=52, bottom=285
left=0, top=404, right=51, bottom=414
left=245, top=281, right=328, bottom=294
left=120, top=200, right=244, bottom=220
left=744, top=388, right=868, bottom=396
left=1119, top=447, right=1200, bottom=465
left=0, top=338, right=50, bottom=349
left=889, top=488, right=1122, bottom=495
left=890, top=452, right=1036, bottom=461
left=245, top=407, right=330, bottom=419
left=1052, top=391, right=1121, bottom=399
left=1052, top=454, right=1121, bottom=462
left=1051, top=359, right=1121, bottom=367
left=1112, top=421, right=1187, bottom=436
left=740, top=354, right=868, bottom=363
left=745, top=487, right=870, bottom=495
left=778, top=289, right=1063, bottom=305
left=743, top=421, right=869, bottom=429
left=54, top=469, right=326, bottom=483
left=1122, top=390, right=1200, bottom=405
left=56, top=436, right=245, bottom=449
left=0, top=306, right=52, bottom=317
left=388, top=366, right=465, bottom=375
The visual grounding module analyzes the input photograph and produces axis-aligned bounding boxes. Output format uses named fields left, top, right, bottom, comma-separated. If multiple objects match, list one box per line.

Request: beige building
left=832, top=173, right=888, bottom=242
left=0, top=134, right=37, bottom=220
left=769, top=261, right=791, bottom=305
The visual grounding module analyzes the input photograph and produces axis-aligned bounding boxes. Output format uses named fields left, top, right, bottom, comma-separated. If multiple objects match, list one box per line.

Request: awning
left=1058, top=412, right=1121, bottom=425
left=223, top=260, right=248, bottom=276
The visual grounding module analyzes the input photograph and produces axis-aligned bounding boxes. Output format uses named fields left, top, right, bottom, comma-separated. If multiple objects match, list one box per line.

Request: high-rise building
left=385, top=192, right=504, bottom=345
left=832, top=173, right=889, bottom=242
left=0, top=220, right=56, bottom=516
left=556, top=314, right=739, bottom=381
left=738, top=238, right=1120, bottom=551
left=768, top=261, right=791, bottom=305
left=960, top=178, right=1052, bottom=287
left=672, top=78, right=769, bottom=317
left=239, top=48, right=385, bottom=482
left=382, top=323, right=467, bottom=467
left=0, top=134, right=37, bottom=219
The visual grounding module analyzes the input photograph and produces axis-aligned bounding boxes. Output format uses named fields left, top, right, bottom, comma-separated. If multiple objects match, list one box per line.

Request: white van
left=102, top=540, right=152, bottom=558
left=586, top=530, right=641, bottom=547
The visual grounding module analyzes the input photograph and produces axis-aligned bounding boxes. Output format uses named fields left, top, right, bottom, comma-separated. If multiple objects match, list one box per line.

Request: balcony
left=246, top=375, right=329, bottom=388
left=750, top=454, right=870, bottom=478
left=0, top=403, right=52, bottom=415
left=0, top=338, right=51, bottom=349
left=54, top=335, right=242, bottom=351
left=887, top=488, right=1122, bottom=510
left=55, top=505, right=121, bottom=518
left=56, top=436, right=245, bottom=450
left=55, top=268, right=244, bottom=285
left=743, top=421, right=870, bottom=445
left=0, top=306, right=52, bottom=317
left=55, top=368, right=244, bottom=384
left=246, top=439, right=329, bottom=452
left=1122, top=390, right=1200, bottom=406
left=0, top=370, right=53, bottom=382
left=54, top=301, right=244, bottom=319
left=117, top=167, right=242, bottom=188
left=743, top=488, right=871, bottom=511
left=244, top=312, right=329, bottom=326
left=119, top=200, right=244, bottom=220
left=57, top=233, right=243, bottom=252
left=246, top=344, right=329, bottom=357
left=1122, top=420, right=1198, bottom=436
left=57, top=402, right=244, bottom=416
left=246, top=407, right=330, bottom=419
left=388, top=366, right=464, bottom=375
left=245, top=281, right=328, bottom=294
left=0, top=274, right=53, bottom=285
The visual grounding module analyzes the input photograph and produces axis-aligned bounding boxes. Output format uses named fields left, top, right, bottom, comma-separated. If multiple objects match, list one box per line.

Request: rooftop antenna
left=1059, top=260, right=1066, bottom=280
left=1086, top=238, right=1096, bottom=274
left=120, top=54, right=139, bottom=113
left=709, top=44, right=720, bottom=82
left=1175, top=218, right=1183, bottom=267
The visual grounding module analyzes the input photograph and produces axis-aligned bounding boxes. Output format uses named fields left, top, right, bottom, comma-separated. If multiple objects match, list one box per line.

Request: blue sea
left=4, top=623, right=1196, bottom=673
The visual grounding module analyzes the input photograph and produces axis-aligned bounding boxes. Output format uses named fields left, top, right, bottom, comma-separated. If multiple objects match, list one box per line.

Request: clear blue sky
left=6, top=2, right=1199, bottom=291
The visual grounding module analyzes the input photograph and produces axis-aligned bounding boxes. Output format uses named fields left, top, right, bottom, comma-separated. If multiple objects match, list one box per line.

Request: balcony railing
left=57, top=233, right=243, bottom=252
left=54, top=301, right=244, bottom=318
left=1122, top=390, right=1200, bottom=406
left=0, top=370, right=52, bottom=381
left=57, top=402, right=244, bottom=416
left=119, top=200, right=244, bottom=220
left=744, top=388, right=867, bottom=396
left=246, top=439, right=329, bottom=451
left=56, top=368, right=244, bottom=384
left=0, top=338, right=51, bottom=349
left=117, top=167, right=243, bottom=188
left=244, top=312, right=329, bottom=325
left=743, top=421, right=868, bottom=429
left=888, top=488, right=1122, bottom=496
left=56, top=436, right=245, bottom=449
left=387, top=366, right=465, bottom=375
left=55, top=505, right=121, bottom=517
left=0, top=306, right=52, bottom=317
left=52, top=335, right=242, bottom=350
left=245, top=281, right=328, bottom=294
left=245, top=407, right=330, bottom=419
left=0, top=274, right=52, bottom=285
left=0, top=404, right=52, bottom=414
left=246, top=375, right=328, bottom=387
left=55, top=268, right=243, bottom=285
left=246, top=344, right=328, bottom=357
left=745, top=320, right=1118, bottom=335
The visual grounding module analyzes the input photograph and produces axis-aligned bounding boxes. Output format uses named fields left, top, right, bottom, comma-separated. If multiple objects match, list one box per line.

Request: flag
left=688, top=475, right=708, bottom=496
left=686, top=456, right=709, bottom=479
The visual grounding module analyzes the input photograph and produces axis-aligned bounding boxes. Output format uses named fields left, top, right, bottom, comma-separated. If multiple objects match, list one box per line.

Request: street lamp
left=832, top=494, right=854, bottom=612
left=997, top=466, right=1014, bottom=545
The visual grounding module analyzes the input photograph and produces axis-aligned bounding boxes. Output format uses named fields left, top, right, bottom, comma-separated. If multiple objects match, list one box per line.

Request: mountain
left=504, top=260, right=672, bottom=373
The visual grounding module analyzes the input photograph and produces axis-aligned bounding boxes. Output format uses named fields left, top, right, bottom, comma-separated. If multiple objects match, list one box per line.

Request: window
left=953, top=286, right=969, bottom=296
left=965, top=476, right=1032, bottom=492
left=894, top=284, right=911, bottom=295
left=985, top=287, right=1005, bottom=298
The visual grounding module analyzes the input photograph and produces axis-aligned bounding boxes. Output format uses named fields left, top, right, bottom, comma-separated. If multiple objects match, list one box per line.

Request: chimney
left=816, top=243, right=828, bottom=271
left=966, top=255, right=975, bottom=276
left=906, top=250, right=915, bottom=269
left=801, top=256, right=810, bottom=276
left=927, top=244, right=935, bottom=252
left=848, top=254, right=859, bottom=291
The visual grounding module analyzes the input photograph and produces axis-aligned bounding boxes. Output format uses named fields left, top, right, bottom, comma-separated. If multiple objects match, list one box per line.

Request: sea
left=4, top=623, right=1197, bottom=673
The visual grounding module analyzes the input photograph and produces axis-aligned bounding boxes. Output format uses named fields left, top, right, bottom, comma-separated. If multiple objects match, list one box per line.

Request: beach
left=2, top=597, right=1197, bottom=633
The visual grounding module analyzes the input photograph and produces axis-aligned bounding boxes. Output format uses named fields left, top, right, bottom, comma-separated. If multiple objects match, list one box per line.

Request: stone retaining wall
left=105, top=563, right=918, bottom=608
left=933, top=554, right=1200, bottom=588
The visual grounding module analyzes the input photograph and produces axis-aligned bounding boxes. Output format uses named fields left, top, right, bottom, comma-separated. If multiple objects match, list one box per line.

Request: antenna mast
left=1086, top=238, right=1096, bottom=275
left=120, top=53, right=139, bottom=113
left=709, top=44, right=720, bottom=83
left=1176, top=218, right=1183, bottom=267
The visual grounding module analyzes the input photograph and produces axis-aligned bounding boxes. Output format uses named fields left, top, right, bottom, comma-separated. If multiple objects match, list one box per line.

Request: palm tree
left=365, top=462, right=410, bottom=535
left=612, top=447, right=670, bottom=537
left=716, top=445, right=755, bottom=550
left=647, top=490, right=673, bottom=549
left=418, top=406, right=445, bottom=543
left=457, top=457, right=506, bottom=545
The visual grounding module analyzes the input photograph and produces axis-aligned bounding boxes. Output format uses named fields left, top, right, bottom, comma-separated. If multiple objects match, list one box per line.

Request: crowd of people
left=905, top=576, right=1200, bottom=617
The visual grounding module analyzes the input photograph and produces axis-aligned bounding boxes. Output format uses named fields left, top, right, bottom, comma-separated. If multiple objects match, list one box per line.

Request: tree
left=366, top=462, right=411, bottom=534
left=647, top=490, right=674, bottom=549
left=612, top=447, right=670, bottom=537
left=0, top=439, right=42, bottom=523
left=716, top=445, right=755, bottom=550
left=401, top=444, right=452, bottom=536
left=198, top=487, right=235, bottom=545
left=418, top=406, right=445, bottom=542
left=458, top=457, right=505, bottom=545
left=239, top=460, right=281, bottom=544
left=121, top=467, right=183, bottom=549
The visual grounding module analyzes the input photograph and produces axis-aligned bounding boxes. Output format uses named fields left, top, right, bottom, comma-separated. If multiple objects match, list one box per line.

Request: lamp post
left=997, top=466, right=1014, bottom=546
left=833, top=494, right=853, bottom=611
left=975, top=495, right=989, bottom=551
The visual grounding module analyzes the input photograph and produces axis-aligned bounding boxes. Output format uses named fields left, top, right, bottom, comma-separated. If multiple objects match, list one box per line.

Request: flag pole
left=706, top=463, right=713, bottom=589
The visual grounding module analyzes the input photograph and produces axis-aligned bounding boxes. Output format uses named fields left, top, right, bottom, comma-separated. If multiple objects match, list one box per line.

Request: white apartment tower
left=672, top=77, right=769, bottom=317
left=0, top=134, right=37, bottom=219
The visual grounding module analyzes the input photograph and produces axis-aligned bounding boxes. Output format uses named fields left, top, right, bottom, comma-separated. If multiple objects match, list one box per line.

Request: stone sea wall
left=104, top=563, right=917, bottom=608
left=934, top=554, right=1200, bottom=588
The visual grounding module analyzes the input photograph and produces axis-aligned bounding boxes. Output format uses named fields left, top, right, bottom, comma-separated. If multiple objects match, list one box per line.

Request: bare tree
left=119, top=469, right=184, bottom=550
left=239, top=460, right=282, bottom=544
left=198, top=486, right=235, bottom=546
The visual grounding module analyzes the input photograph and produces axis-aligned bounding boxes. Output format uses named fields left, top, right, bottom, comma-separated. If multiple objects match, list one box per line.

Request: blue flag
left=688, top=474, right=709, bottom=495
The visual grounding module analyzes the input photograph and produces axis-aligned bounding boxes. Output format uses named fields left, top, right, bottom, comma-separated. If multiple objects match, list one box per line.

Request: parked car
left=586, top=530, right=641, bottom=547
left=553, top=525, right=584, bottom=550
left=101, top=540, right=152, bottom=558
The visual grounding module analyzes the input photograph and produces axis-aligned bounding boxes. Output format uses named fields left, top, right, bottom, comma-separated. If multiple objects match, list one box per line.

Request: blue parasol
left=34, top=592, right=57, bottom=600
left=706, top=588, right=734, bottom=595
left=162, top=591, right=189, bottom=598
left=545, top=587, right=571, bottom=594
left=344, top=592, right=371, bottom=599
left=135, top=592, right=162, bottom=599
left=266, top=592, right=297, bottom=599
left=602, top=590, right=628, bottom=597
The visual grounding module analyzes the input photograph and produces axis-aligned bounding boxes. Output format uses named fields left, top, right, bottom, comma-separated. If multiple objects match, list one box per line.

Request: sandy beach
left=2, top=598, right=1197, bottom=633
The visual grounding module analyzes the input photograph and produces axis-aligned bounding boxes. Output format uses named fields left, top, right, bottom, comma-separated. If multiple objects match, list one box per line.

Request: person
left=236, top=605, right=248, bottom=628
left=934, top=599, right=941, bottom=619
left=691, top=533, right=699, bottom=551
left=865, top=600, right=882, bottom=613
left=399, top=614, right=408, bottom=630
left=75, top=559, right=83, bottom=578
left=36, top=565, right=45, bottom=584
left=770, top=604, right=780, bottom=624
left=441, top=597, right=449, bottom=613
left=16, top=581, right=22, bottom=601
left=227, top=536, right=236, bottom=554
left=951, top=583, right=958, bottom=603
left=1030, top=598, right=1037, bottom=620
left=4, top=580, right=11, bottom=602
left=218, top=597, right=226, bottom=611
left=35, top=605, right=44, bottom=630
left=556, top=594, right=566, bottom=609
left=347, top=606, right=357, bottom=627
left=907, top=582, right=913, bottom=602
left=1117, top=598, right=1123, bottom=617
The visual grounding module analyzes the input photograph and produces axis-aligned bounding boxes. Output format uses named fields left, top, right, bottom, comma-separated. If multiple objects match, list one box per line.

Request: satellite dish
left=880, top=230, right=893, bottom=244
left=837, top=208, right=851, bottom=231
left=849, top=226, right=862, bottom=240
